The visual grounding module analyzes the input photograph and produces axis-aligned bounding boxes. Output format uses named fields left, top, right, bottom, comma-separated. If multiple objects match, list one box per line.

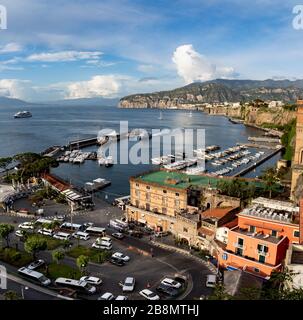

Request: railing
left=233, top=243, right=246, bottom=250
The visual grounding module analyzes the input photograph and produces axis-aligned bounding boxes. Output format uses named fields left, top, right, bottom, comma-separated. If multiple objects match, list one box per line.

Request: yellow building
left=291, top=100, right=303, bottom=199
left=126, top=170, right=241, bottom=246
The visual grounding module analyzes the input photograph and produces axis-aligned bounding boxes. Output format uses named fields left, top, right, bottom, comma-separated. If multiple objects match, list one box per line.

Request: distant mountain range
left=119, top=79, right=303, bottom=108
left=0, top=96, right=120, bottom=107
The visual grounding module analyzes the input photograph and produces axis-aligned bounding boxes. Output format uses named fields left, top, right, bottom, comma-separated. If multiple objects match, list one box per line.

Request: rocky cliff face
left=119, top=79, right=303, bottom=109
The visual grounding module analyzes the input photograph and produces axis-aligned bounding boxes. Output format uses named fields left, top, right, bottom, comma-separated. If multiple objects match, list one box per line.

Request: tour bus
left=18, top=267, right=51, bottom=286
left=55, top=277, right=96, bottom=294
left=59, top=222, right=84, bottom=233
left=85, top=226, right=106, bottom=237
left=53, top=232, right=72, bottom=240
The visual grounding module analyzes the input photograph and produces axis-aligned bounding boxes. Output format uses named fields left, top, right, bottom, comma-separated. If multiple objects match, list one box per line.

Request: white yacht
left=14, top=111, right=32, bottom=118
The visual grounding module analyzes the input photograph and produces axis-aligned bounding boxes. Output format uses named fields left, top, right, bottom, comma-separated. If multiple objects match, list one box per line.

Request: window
left=259, top=255, right=265, bottom=263
left=163, top=190, right=167, bottom=194
left=146, top=193, right=151, bottom=201
left=254, top=268, right=260, bottom=273
left=249, top=226, right=256, bottom=233
left=257, top=244, right=268, bottom=254
left=146, top=186, right=150, bottom=190
left=183, top=227, right=188, bottom=233
left=174, top=199, right=180, bottom=208
left=175, top=193, right=179, bottom=197
left=162, top=207, right=167, bottom=214
left=237, top=238, right=244, bottom=246
left=135, top=189, right=140, bottom=197
left=135, top=183, right=139, bottom=187
left=294, top=230, right=300, bottom=238
left=146, top=203, right=150, bottom=211
left=271, top=230, right=277, bottom=237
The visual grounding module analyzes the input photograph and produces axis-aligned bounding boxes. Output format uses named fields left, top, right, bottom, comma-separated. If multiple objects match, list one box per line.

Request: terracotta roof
left=198, top=226, right=215, bottom=237
left=42, top=174, right=70, bottom=192
left=223, top=218, right=238, bottom=229
left=201, top=207, right=237, bottom=219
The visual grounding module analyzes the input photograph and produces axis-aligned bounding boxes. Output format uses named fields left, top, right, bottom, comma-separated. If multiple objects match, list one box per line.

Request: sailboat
left=158, top=111, right=163, bottom=120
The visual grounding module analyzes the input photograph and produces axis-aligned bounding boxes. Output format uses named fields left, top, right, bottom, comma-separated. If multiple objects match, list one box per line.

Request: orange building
left=218, top=197, right=301, bottom=278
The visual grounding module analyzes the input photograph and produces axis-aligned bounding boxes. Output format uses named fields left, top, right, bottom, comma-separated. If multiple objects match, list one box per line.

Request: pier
left=232, top=146, right=284, bottom=177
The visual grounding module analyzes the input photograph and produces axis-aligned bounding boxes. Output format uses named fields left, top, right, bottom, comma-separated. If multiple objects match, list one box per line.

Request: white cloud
left=65, top=75, right=120, bottom=99
left=0, top=79, right=34, bottom=100
left=172, top=44, right=235, bottom=84
left=26, top=50, right=103, bottom=62
left=0, top=43, right=23, bottom=53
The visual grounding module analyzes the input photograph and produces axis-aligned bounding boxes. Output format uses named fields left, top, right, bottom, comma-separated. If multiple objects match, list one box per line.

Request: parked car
left=111, top=232, right=125, bottom=240
left=98, top=292, right=114, bottom=300
left=206, top=275, right=217, bottom=288
left=27, top=259, right=45, bottom=270
left=80, top=276, right=102, bottom=286
left=92, top=242, right=112, bottom=251
left=112, top=252, right=130, bottom=262
left=161, top=278, right=182, bottom=289
left=156, top=284, right=180, bottom=297
left=139, top=289, right=160, bottom=300
left=128, top=230, right=143, bottom=238
left=155, top=231, right=169, bottom=238
left=109, top=257, right=125, bottom=266
left=120, top=277, right=135, bottom=292
left=15, top=229, right=27, bottom=238
left=53, top=232, right=72, bottom=241
left=73, top=231, right=90, bottom=241
left=115, top=295, right=128, bottom=300
left=52, top=216, right=66, bottom=223
left=18, top=222, right=34, bottom=230
left=38, top=228, right=54, bottom=236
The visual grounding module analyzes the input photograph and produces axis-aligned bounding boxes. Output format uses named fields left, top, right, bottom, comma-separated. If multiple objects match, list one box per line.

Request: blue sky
left=0, top=0, right=302, bottom=101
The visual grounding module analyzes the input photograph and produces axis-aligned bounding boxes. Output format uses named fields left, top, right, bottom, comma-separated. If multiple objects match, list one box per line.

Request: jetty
left=232, top=146, right=284, bottom=177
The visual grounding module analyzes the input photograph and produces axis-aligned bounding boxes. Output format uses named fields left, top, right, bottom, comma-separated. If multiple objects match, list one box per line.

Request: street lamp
left=21, top=286, right=29, bottom=299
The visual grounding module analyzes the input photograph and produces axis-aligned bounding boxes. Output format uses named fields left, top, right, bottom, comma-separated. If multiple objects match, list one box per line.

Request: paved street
left=0, top=197, right=214, bottom=300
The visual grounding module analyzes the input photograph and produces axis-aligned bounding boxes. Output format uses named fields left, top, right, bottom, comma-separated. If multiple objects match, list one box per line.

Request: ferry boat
left=14, top=111, right=32, bottom=118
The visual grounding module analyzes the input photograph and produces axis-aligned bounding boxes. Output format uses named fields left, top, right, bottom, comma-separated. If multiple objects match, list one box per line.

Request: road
left=0, top=198, right=214, bottom=300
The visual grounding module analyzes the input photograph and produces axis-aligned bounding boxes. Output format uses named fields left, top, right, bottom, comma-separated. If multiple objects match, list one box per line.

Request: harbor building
left=217, top=197, right=300, bottom=279
left=125, top=170, right=263, bottom=247
left=291, top=100, right=303, bottom=200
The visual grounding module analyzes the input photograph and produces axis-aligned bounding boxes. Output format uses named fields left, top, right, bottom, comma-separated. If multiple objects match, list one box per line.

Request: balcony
left=233, top=243, right=246, bottom=250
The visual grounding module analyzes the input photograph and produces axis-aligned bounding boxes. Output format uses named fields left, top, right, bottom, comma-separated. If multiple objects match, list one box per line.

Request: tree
left=24, top=236, right=47, bottom=259
left=261, top=167, right=279, bottom=198
left=4, top=290, right=20, bottom=300
left=208, top=284, right=232, bottom=300
left=76, top=255, right=89, bottom=275
left=52, top=250, right=65, bottom=264
left=0, top=157, right=12, bottom=177
left=0, top=224, right=14, bottom=248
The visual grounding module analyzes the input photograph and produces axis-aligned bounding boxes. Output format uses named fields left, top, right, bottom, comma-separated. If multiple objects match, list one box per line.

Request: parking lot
left=0, top=198, right=214, bottom=300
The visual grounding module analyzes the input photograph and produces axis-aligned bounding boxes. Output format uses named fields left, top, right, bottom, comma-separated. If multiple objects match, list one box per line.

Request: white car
left=112, top=252, right=130, bottom=262
left=15, top=230, right=26, bottom=238
left=122, top=277, right=135, bottom=292
left=18, top=222, right=34, bottom=230
left=161, top=278, right=182, bottom=289
left=80, top=276, right=102, bottom=286
left=38, top=228, right=54, bottom=236
left=139, top=289, right=160, bottom=300
left=98, top=292, right=114, bottom=300
left=116, top=295, right=128, bottom=300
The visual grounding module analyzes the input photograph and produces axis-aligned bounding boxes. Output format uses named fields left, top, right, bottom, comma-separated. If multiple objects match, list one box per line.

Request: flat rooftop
left=232, top=227, right=282, bottom=244
left=134, top=170, right=266, bottom=190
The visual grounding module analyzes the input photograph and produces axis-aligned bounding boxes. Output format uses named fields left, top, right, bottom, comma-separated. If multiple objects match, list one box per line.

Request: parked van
left=92, top=241, right=112, bottom=251
left=38, top=228, right=54, bottom=236
left=53, top=232, right=72, bottom=241
left=206, top=275, right=217, bottom=288
left=73, top=231, right=90, bottom=241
